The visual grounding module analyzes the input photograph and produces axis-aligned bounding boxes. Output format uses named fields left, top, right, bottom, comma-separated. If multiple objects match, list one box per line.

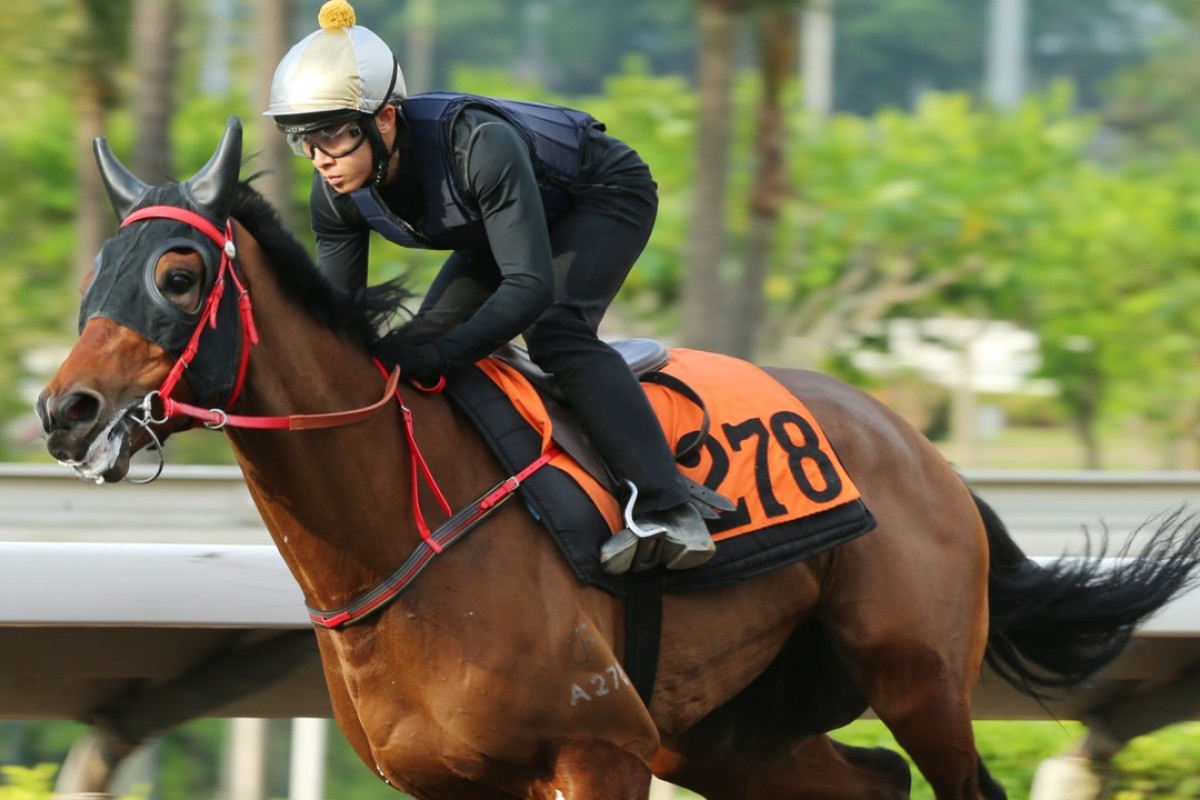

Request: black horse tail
left=975, top=491, right=1200, bottom=698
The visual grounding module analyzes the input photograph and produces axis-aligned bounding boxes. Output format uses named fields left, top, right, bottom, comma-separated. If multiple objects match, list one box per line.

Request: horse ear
left=93, top=136, right=150, bottom=222
left=184, top=116, right=243, bottom=219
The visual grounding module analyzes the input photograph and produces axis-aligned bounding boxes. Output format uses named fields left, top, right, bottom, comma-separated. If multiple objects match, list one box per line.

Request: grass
left=658, top=720, right=1200, bottom=799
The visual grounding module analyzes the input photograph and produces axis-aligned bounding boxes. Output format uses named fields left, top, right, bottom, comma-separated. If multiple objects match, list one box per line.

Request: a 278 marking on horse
left=569, top=664, right=632, bottom=708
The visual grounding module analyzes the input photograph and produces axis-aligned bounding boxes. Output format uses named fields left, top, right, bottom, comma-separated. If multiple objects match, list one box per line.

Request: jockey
left=263, top=0, right=714, bottom=574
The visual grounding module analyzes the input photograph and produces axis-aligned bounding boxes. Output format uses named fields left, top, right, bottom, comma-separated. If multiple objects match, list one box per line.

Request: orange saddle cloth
left=455, top=347, right=875, bottom=592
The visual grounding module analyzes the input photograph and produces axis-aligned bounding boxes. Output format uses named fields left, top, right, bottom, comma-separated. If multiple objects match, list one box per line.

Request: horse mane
left=228, top=178, right=416, bottom=352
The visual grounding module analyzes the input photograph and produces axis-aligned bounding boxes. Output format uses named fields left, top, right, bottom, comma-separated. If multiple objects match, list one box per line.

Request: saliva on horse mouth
left=68, top=402, right=167, bottom=485
left=57, top=410, right=138, bottom=484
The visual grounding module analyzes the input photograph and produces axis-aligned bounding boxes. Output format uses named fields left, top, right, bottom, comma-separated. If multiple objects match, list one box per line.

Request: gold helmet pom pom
left=318, top=0, right=357, bottom=31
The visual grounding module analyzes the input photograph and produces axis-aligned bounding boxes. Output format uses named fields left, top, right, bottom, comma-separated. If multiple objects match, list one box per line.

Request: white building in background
left=849, top=318, right=1053, bottom=395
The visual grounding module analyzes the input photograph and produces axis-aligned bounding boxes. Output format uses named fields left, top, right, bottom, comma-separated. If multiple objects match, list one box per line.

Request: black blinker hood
left=82, top=117, right=245, bottom=406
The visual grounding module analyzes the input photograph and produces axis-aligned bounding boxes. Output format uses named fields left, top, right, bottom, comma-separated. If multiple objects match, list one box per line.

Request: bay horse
left=37, top=117, right=1200, bottom=799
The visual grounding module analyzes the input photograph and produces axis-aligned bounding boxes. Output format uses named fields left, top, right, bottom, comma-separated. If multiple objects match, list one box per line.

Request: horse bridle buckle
left=141, top=390, right=169, bottom=425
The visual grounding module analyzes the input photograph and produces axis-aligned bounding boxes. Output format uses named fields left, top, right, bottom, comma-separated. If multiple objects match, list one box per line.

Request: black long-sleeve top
left=307, top=106, right=651, bottom=366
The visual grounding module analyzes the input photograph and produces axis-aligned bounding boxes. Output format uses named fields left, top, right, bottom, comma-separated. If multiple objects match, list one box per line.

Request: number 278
left=677, top=410, right=843, bottom=534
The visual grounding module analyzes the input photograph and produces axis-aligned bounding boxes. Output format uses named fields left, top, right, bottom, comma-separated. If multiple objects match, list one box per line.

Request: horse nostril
left=49, top=390, right=105, bottom=432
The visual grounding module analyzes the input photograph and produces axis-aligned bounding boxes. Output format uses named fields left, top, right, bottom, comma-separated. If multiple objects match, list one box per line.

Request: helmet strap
left=364, top=109, right=408, bottom=185
left=363, top=120, right=388, bottom=186
left=368, top=64, right=403, bottom=186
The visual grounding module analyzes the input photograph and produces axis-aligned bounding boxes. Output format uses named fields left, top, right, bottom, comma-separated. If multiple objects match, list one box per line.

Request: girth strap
left=623, top=571, right=663, bottom=707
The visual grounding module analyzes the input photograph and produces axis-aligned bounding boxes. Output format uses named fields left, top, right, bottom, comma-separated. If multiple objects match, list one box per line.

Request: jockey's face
left=309, top=106, right=399, bottom=194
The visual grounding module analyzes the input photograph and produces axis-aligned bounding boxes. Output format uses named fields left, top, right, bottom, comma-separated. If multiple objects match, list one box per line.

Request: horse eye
left=161, top=270, right=197, bottom=297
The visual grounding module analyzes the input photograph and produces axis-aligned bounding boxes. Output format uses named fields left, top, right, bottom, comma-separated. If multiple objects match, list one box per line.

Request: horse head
left=38, top=117, right=246, bottom=483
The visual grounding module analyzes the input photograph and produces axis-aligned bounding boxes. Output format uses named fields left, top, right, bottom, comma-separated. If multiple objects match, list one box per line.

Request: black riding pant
left=417, top=179, right=688, bottom=514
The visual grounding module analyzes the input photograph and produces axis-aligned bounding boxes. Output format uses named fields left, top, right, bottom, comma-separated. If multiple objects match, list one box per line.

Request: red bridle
left=123, top=205, right=400, bottom=431
left=120, top=204, right=559, bottom=628
left=122, top=205, right=256, bottom=417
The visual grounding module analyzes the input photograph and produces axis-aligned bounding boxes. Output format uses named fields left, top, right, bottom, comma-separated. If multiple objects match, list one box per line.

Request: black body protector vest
left=349, top=92, right=598, bottom=251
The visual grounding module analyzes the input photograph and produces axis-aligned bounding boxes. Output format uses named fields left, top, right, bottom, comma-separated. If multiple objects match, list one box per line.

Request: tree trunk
left=1062, top=349, right=1103, bottom=469
left=728, top=4, right=797, bottom=360
left=1077, top=363, right=1102, bottom=469
left=1073, top=412, right=1101, bottom=470
left=407, top=0, right=436, bottom=94
left=131, top=0, right=180, bottom=182
left=255, top=0, right=297, bottom=224
left=681, top=0, right=741, bottom=352
left=74, top=76, right=109, bottom=292
left=71, top=0, right=124, bottom=296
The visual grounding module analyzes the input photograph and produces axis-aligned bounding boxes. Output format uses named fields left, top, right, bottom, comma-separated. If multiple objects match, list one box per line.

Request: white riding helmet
left=264, top=0, right=407, bottom=127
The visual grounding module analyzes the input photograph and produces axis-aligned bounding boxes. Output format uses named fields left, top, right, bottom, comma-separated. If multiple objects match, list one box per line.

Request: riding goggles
left=286, top=120, right=369, bottom=159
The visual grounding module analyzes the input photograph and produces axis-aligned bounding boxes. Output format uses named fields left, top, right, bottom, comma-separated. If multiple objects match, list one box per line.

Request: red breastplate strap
left=306, top=441, right=559, bottom=629
left=305, top=359, right=560, bottom=629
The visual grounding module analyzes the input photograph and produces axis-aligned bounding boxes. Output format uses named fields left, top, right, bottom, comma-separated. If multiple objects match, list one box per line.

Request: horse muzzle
left=38, top=319, right=181, bottom=483
left=38, top=385, right=142, bottom=483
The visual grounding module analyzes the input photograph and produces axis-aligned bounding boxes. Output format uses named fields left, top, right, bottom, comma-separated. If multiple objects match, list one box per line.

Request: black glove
left=398, top=341, right=448, bottom=387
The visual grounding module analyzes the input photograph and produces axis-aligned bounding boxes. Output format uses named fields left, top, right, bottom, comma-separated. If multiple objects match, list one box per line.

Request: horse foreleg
left=526, top=738, right=652, bottom=800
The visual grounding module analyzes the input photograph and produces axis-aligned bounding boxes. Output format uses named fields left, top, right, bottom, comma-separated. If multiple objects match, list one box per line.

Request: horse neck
left=220, top=226, right=445, bottom=609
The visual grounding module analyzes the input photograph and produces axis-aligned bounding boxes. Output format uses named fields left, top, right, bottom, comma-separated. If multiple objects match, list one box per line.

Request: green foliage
left=832, top=720, right=1200, bottom=800
left=0, top=763, right=146, bottom=800
left=1113, top=723, right=1200, bottom=798
left=150, top=717, right=224, bottom=799
left=0, top=720, right=412, bottom=800
left=0, top=765, right=58, bottom=800
left=0, top=90, right=83, bottom=459
left=259, top=0, right=1155, bottom=115
left=833, top=0, right=985, bottom=114
left=784, top=83, right=1093, bottom=314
